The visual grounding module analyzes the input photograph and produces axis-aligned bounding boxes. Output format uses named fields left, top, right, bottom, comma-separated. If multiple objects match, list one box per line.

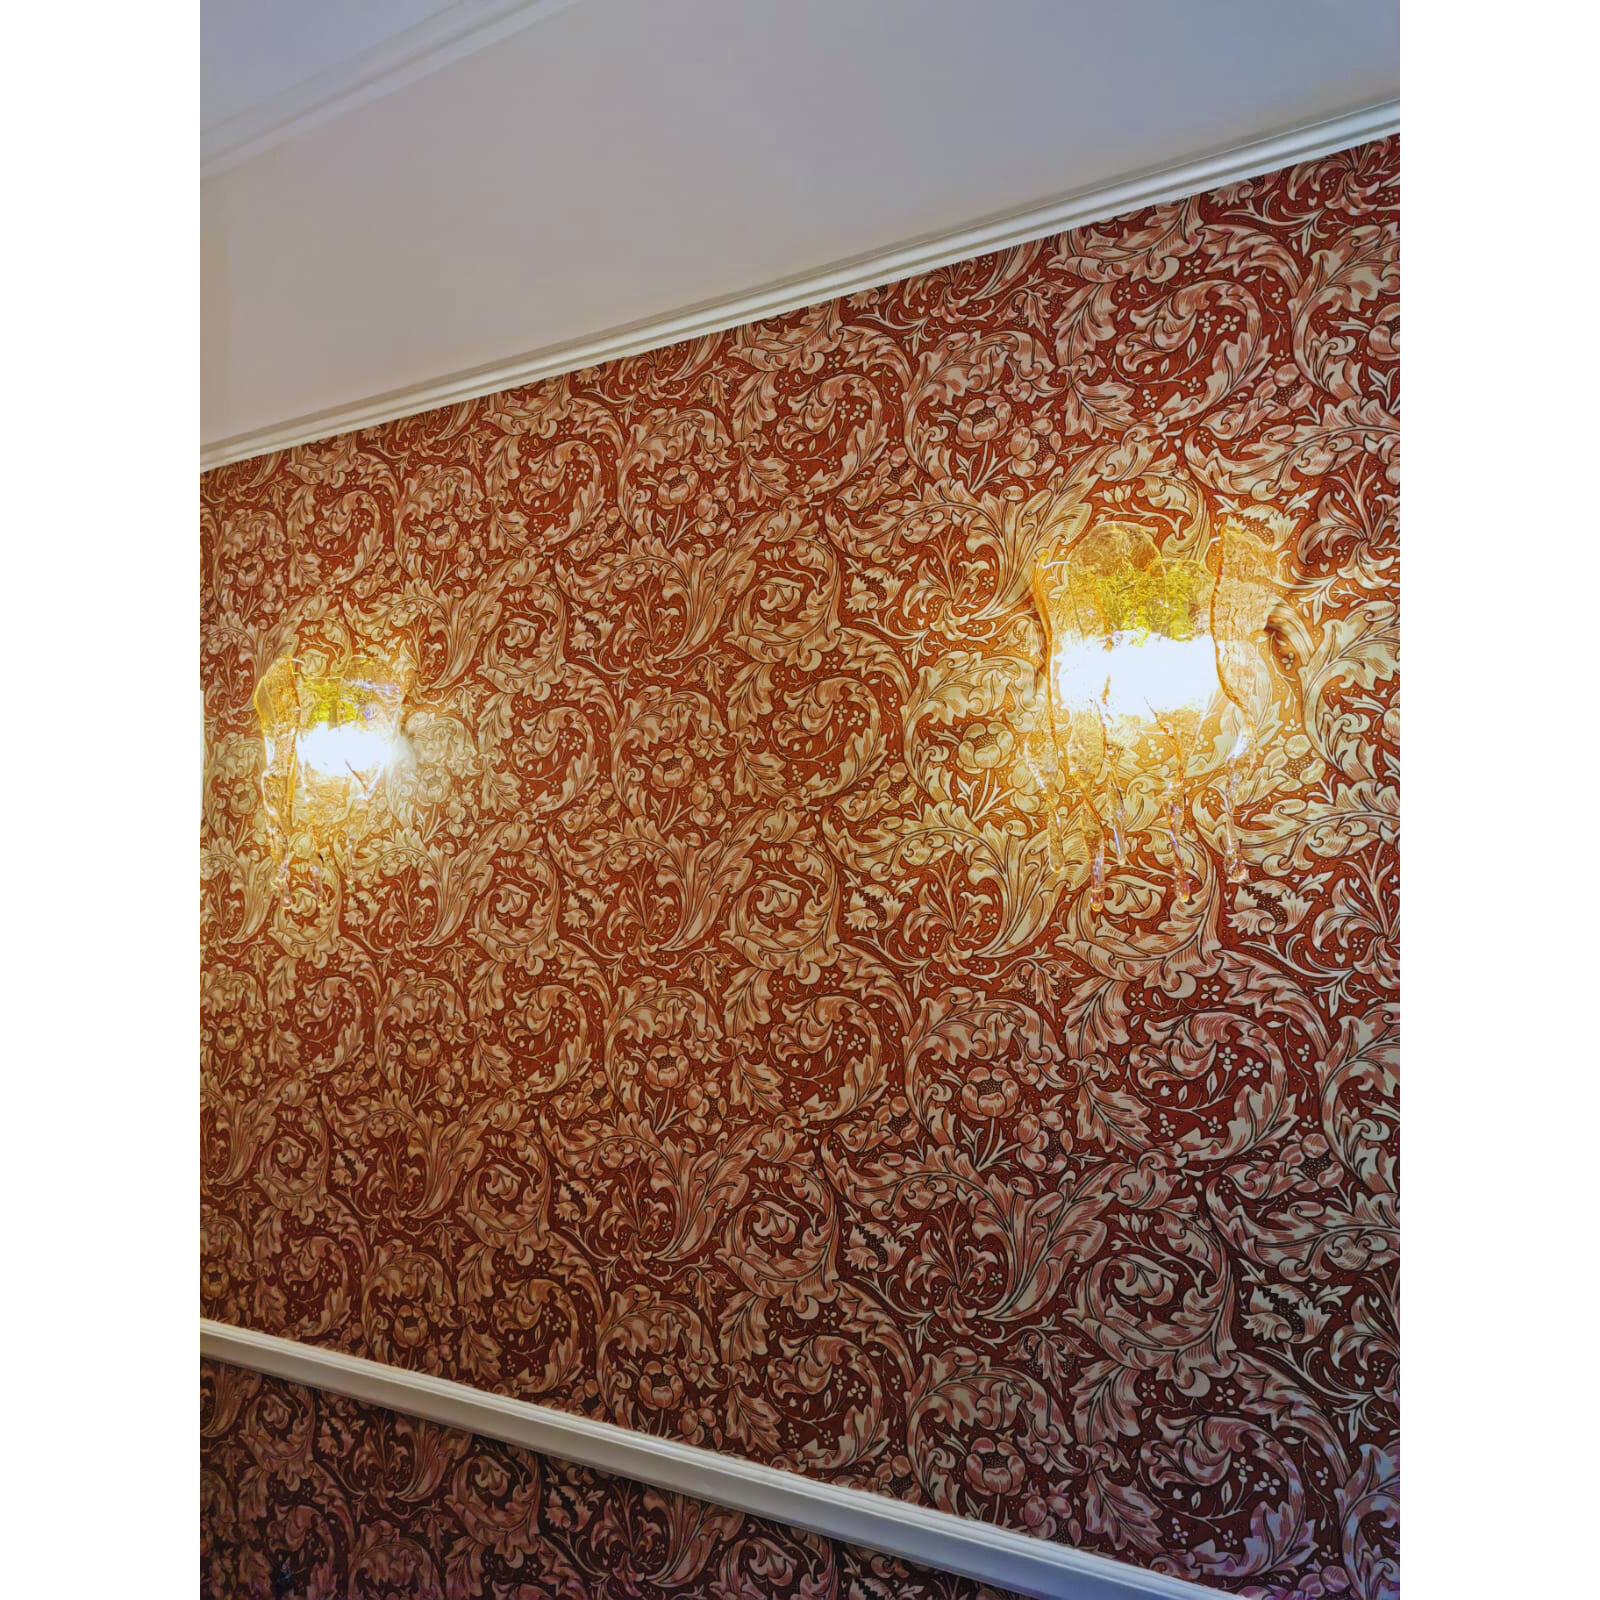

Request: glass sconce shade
left=254, top=653, right=409, bottom=868
left=1026, top=520, right=1280, bottom=906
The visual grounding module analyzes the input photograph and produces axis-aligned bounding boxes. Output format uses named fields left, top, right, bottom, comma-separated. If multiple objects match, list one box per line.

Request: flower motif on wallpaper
left=202, top=138, right=1398, bottom=1598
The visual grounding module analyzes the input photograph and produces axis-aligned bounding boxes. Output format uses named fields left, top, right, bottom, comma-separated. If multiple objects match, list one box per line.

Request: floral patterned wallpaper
left=201, top=137, right=1398, bottom=1598
left=202, top=1359, right=1008, bottom=1600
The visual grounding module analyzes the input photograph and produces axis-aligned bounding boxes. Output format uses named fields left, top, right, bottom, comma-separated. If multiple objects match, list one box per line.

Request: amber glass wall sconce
left=253, top=652, right=410, bottom=891
left=1022, top=519, right=1282, bottom=911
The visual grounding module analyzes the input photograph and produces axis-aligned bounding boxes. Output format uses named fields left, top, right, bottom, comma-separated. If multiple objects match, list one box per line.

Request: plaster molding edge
left=200, top=99, right=1398, bottom=474
left=201, top=0, right=586, bottom=179
left=202, top=1319, right=1219, bottom=1600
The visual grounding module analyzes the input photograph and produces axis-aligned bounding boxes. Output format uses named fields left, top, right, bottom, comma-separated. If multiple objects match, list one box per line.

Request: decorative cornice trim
left=200, top=99, right=1398, bottom=474
left=202, top=1319, right=1217, bottom=1599
left=201, top=0, right=585, bottom=179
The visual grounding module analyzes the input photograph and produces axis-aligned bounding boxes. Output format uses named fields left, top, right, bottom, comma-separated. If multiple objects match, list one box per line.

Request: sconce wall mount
left=1022, top=516, right=1289, bottom=912
left=253, top=650, right=411, bottom=889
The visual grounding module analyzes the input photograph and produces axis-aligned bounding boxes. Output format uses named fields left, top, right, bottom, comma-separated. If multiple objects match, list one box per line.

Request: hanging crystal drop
left=1099, top=717, right=1129, bottom=864
left=1024, top=734, right=1067, bottom=880
left=1221, top=763, right=1248, bottom=883
left=1045, top=797, right=1068, bottom=877
left=1167, top=786, right=1192, bottom=904
left=1108, top=781, right=1129, bottom=865
left=1090, top=833, right=1107, bottom=913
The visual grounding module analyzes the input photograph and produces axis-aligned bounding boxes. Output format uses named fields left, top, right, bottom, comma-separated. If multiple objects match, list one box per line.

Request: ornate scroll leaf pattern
left=202, top=138, right=1398, bottom=1598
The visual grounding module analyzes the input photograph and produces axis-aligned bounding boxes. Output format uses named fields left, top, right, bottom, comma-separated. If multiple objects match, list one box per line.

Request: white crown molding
left=201, top=99, right=1397, bottom=475
left=201, top=0, right=585, bottom=179
left=203, top=1318, right=1218, bottom=1599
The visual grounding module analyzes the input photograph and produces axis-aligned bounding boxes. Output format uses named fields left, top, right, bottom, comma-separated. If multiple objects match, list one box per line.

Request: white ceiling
left=200, top=0, right=583, bottom=172
left=202, top=0, right=461, bottom=132
left=201, top=0, right=1398, bottom=460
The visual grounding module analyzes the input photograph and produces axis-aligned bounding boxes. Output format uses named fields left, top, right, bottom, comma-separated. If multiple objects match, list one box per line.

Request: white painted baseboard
left=200, top=100, right=1397, bottom=473
left=201, top=1319, right=1218, bottom=1599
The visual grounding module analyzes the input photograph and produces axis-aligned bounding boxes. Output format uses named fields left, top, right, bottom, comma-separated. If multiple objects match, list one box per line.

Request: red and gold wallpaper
left=201, top=137, right=1398, bottom=1597
left=202, top=1359, right=1005, bottom=1600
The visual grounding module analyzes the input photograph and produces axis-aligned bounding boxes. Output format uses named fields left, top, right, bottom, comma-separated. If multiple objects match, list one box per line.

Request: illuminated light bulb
left=1052, top=632, right=1223, bottom=725
left=296, top=721, right=395, bottom=780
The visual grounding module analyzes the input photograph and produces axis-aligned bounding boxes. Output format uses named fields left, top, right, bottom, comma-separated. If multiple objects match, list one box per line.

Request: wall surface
left=201, top=136, right=1398, bottom=1597
left=202, top=1358, right=1005, bottom=1598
